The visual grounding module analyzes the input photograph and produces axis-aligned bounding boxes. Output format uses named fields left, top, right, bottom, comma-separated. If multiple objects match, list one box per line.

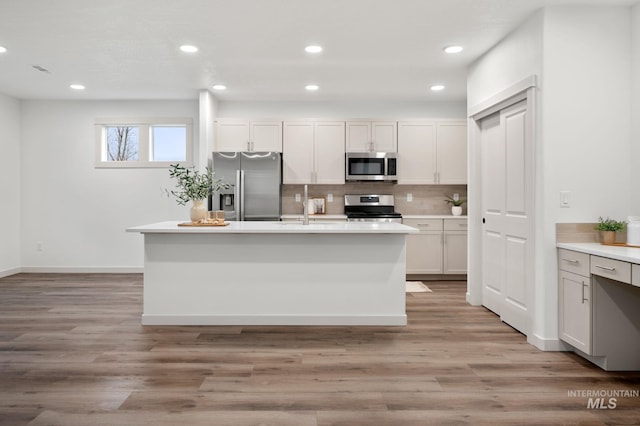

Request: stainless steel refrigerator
left=210, top=152, right=282, bottom=221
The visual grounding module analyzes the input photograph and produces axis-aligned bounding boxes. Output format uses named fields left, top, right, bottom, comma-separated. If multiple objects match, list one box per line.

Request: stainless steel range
left=344, top=194, right=402, bottom=223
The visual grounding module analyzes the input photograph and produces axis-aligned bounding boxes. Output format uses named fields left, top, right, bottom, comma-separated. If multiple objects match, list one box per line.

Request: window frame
left=95, top=117, right=193, bottom=168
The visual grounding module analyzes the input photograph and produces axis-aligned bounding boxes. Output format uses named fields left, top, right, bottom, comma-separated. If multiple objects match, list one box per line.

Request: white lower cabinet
left=558, top=249, right=592, bottom=354
left=404, top=218, right=467, bottom=275
left=558, top=269, right=592, bottom=354
left=405, top=219, right=443, bottom=274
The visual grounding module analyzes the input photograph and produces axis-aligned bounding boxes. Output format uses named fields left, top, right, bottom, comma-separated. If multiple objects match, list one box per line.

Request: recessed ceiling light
left=179, top=45, right=198, bottom=53
left=305, top=84, right=319, bottom=91
left=444, top=45, right=463, bottom=54
left=305, top=45, right=323, bottom=53
left=70, top=84, right=85, bottom=90
left=212, top=84, right=227, bottom=90
left=0, top=46, right=7, bottom=53
left=430, top=85, right=445, bottom=91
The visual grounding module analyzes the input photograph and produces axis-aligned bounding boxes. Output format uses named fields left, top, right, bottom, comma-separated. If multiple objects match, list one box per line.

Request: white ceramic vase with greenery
left=444, top=194, right=467, bottom=216
left=166, top=164, right=229, bottom=222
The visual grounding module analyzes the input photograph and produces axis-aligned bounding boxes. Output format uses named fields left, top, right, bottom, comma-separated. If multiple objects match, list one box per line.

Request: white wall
left=467, top=11, right=543, bottom=108
left=543, top=6, right=631, bottom=223
left=632, top=3, right=640, bottom=215
left=20, top=100, right=199, bottom=271
left=199, top=90, right=218, bottom=169
left=217, top=100, right=466, bottom=119
left=467, top=5, right=633, bottom=350
left=0, top=93, right=21, bottom=277
left=540, top=5, right=632, bottom=340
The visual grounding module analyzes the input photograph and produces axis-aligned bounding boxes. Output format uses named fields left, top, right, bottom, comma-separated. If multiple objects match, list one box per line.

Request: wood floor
left=1, top=274, right=639, bottom=426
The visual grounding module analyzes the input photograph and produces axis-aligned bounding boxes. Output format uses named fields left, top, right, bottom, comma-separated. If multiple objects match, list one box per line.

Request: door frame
left=466, top=76, right=538, bottom=334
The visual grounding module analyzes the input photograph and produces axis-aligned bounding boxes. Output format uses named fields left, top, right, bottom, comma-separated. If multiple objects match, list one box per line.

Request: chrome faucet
left=302, top=184, right=309, bottom=225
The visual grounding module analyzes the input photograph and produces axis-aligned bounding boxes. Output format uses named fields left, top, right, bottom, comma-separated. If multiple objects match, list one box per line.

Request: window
left=95, top=117, right=193, bottom=168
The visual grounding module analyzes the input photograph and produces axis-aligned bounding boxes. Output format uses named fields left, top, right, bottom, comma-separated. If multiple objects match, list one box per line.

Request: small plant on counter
left=595, top=216, right=626, bottom=232
left=444, top=194, right=467, bottom=207
left=165, top=164, right=229, bottom=206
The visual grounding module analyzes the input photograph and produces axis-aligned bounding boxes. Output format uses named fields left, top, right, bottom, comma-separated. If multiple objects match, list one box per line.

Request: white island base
left=127, top=221, right=417, bottom=326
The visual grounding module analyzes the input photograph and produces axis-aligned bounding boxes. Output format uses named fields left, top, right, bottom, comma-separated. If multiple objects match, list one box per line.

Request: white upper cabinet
left=346, top=121, right=397, bottom=152
left=215, top=120, right=283, bottom=152
left=397, top=120, right=467, bottom=184
left=283, top=121, right=345, bottom=184
left=397, top=122, right=436, bottom=184
left=282, top=122, right=314, bottom=184
left=314, top=122, right=346, bottom=184
left=436, top=121, right=467, bottom=184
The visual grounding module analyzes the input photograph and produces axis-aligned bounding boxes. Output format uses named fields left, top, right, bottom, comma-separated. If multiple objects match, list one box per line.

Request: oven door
left=345, top=153, right=396, bottom=182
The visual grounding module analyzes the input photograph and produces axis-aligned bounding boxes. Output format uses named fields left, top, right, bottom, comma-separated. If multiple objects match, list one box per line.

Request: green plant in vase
left=444, top=194, right=467, bottom=216
left=595, top=216, right=626, bottom=245
left=166, top=164, right=229, bottom=222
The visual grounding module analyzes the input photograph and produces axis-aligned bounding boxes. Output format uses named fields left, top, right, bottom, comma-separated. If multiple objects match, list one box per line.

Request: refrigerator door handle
left=235, top=170, right=242, bottom=221
left=240, top=169, right=246, bottom=221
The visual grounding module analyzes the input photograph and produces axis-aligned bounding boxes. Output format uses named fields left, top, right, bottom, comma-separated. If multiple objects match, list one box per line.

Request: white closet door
left=480, top=99, right=532, bottom=336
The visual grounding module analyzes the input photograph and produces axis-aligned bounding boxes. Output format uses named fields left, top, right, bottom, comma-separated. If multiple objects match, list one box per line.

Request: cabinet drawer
left=444, top=218, right=467, bottom=231
left=402, top=219, right=443, bottom=231
left=558, top=249, right=590, bottom=277
left=590, top=255, right=631, bottom=284
left=632, top=264, right=640, bottom=287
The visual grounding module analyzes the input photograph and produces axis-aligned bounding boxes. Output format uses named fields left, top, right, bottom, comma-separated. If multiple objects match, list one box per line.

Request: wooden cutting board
left=602, top=242, right=640, bottom=248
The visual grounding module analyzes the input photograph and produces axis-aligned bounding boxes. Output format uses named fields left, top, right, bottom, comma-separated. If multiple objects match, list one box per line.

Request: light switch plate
left=560, top=191, right=570, bottom=208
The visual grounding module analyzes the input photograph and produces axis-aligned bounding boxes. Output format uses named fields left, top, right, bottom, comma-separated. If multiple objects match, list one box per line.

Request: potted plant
left=444, top=194, right=467, bottom=216
left=166, top=164, right=229, bottom=222
left=595, top=216, right=626, bottom=245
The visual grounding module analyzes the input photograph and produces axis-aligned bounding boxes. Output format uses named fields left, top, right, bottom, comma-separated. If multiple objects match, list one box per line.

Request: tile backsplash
left=282, top=184, right=467, bottom=216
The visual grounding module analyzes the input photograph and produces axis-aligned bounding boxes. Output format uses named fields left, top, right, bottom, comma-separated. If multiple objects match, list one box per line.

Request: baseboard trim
left=528, top=333, right=569, bottom=351
left=20, top=266, right=143, bottom=274
left=406, top=274, right=467, bottom=281
left=141, top=314, right=408, bottom=326
left=0, top=267, right=22, bottom=278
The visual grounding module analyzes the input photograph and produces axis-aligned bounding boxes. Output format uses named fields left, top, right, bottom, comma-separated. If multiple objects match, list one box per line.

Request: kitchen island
left=127, top=221, right=418, bottom=326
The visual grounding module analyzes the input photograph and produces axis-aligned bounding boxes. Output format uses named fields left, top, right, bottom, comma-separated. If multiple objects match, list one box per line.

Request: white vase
left=451, top=206, right=462, bottom=216
left=190, top=199, right=207, bottom=222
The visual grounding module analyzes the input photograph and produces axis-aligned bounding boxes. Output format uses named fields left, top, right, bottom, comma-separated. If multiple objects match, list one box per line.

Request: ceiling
left=0, top=0, right=636, bottom=102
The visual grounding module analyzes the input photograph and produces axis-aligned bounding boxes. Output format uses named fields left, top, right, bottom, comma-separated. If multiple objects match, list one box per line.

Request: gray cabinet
left=404, top=218, right=467, bottom=275
left=558, top=249, right=591, bottom=354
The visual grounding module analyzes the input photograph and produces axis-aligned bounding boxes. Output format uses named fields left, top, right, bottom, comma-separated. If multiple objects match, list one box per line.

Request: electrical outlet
left=407, top=193, right=413, bottom=202
left=453, top=193, right=459, bottom=201
left=295, top=193, right=301, bottom=202
left=327, top=193, right=333, bottom=202
left=36, top=241, right=43, bottom=252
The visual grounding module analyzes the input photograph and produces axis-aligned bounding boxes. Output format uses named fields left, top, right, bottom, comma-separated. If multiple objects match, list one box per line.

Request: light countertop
left=281, top=214, right=347, bottom=220
left=281, top=214, right=467, bottom=220
left=403, top=215, right=468, bottom=220
left=128, top=221, right=418, bottom=235
left=557, top=242, right=640, bottom=264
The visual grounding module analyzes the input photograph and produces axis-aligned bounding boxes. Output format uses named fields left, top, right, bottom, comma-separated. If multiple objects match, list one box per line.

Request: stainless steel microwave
left=345, top=152, right=397, bottom=182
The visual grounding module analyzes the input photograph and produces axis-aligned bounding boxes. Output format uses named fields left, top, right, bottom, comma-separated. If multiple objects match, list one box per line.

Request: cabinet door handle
left=581, top=281, right=588, bottom=303
left=562, top=258, right=579, bottom=264
left=417, top=223, right=430, bottom=227
left=595, top=265, right=616, bottom=271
